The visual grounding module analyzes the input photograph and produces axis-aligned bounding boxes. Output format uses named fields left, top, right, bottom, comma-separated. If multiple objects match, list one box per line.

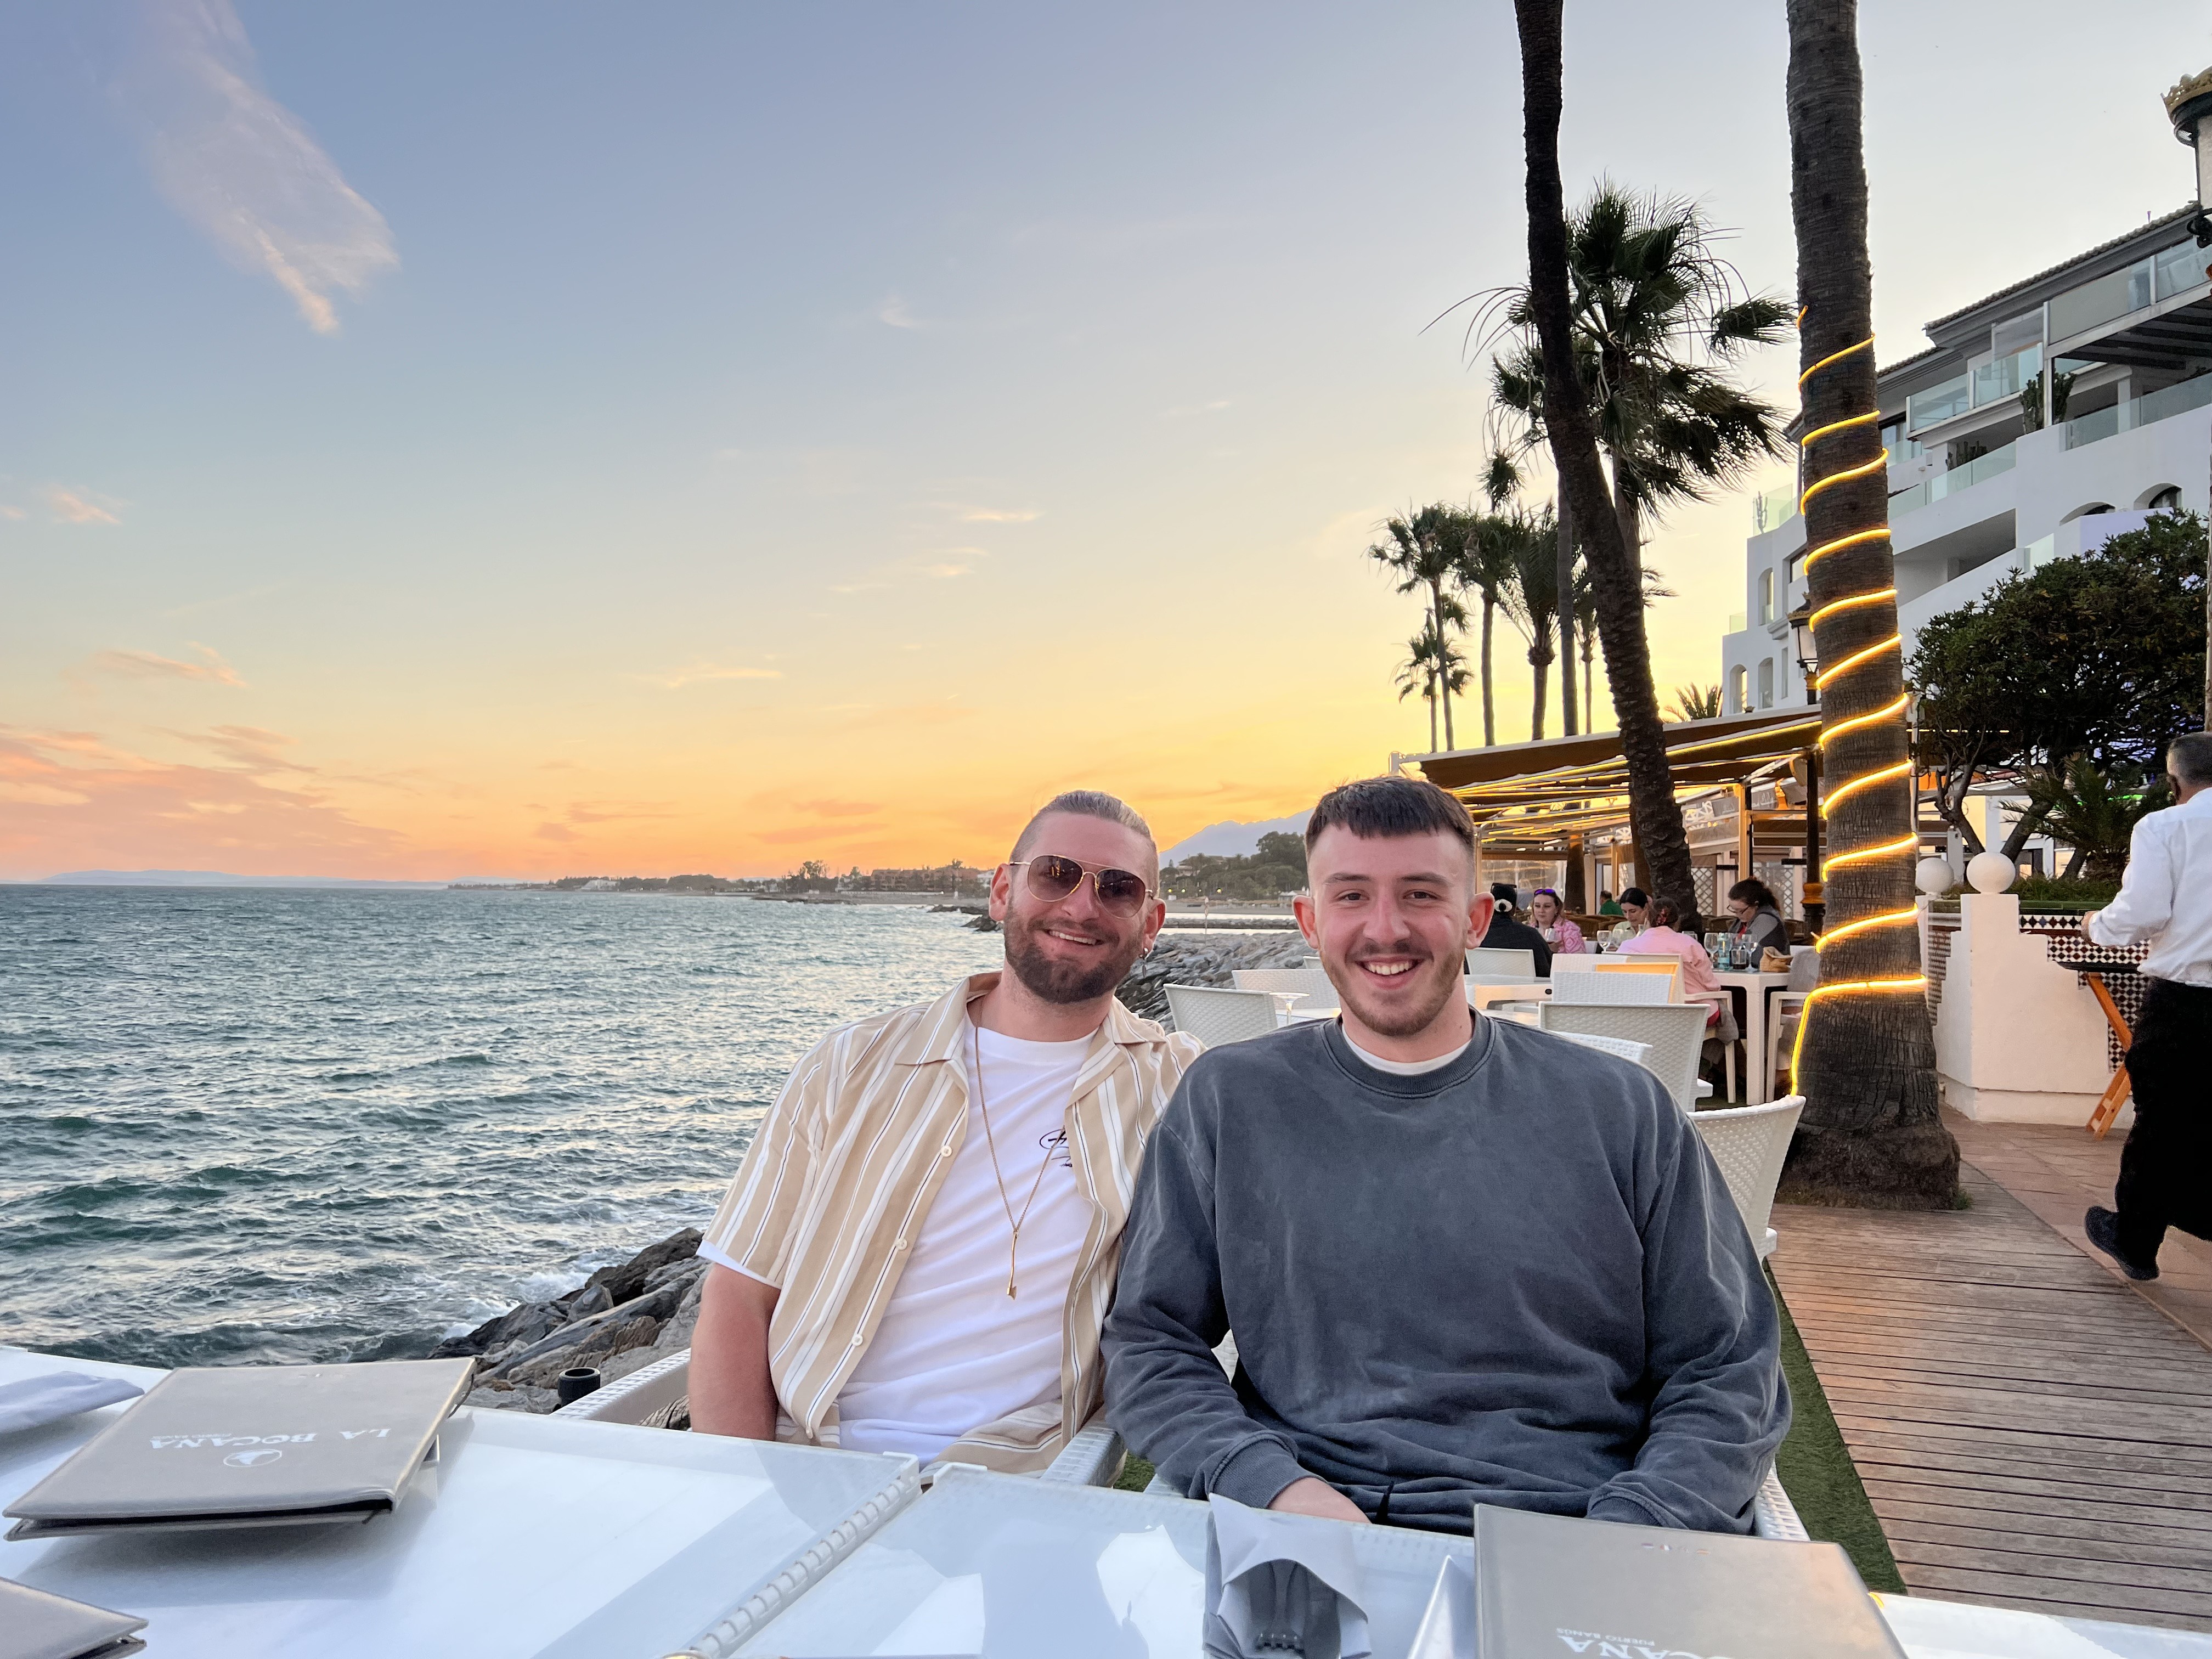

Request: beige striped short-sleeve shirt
left=699, top=972, right=1200, bottom=1471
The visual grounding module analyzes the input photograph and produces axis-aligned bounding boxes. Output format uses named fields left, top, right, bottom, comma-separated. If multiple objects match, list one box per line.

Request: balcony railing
left=2047, top=238, right=2212, bottom=345
left=2062, top=371, right=2212, bottom=450
left=1889, top=441, right=2017, bottom=516
left=1905, top=374, right=1970, bottom=433
left=1750, top=484, right=1796, bottom=534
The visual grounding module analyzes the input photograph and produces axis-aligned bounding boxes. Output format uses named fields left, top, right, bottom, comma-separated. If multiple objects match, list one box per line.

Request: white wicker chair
left=1231, top=968, right=1337, bottom=1007
left=1765, top=992, right=1809, bottom=1098
left=1550, top=969, right=1673, bottom=1006
left=1549, top=955, right=1601, bottom=978
left=1164, top=984, right=1283, bottom=1047
left=1690, top=1096, right=1805, bottom=1261
left=1540, top=1001, right=1709, bottom=1111
left=1550, top=1030, right=1654, bottom=1069
left=1465, top=946, right=1539, bottom=980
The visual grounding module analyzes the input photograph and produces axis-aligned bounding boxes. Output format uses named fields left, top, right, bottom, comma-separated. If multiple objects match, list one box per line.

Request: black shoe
left=2085, top=1206, right=2158, bottom=1281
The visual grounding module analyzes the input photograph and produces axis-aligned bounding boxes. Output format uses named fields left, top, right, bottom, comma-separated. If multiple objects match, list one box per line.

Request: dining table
left=1712, top=968, right=1797, bottom=1103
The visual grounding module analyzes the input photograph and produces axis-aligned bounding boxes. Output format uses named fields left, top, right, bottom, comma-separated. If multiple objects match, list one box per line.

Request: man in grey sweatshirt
left=1103, top=776, right=1787, bottom=1535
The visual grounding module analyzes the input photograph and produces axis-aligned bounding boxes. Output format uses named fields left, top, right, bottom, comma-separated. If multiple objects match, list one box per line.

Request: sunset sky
left=4, top=2, right=2205, bottom=879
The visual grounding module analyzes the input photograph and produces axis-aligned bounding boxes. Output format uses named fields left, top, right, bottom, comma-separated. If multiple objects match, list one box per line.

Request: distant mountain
left=1160, top=812, right=1310, bottom=864
left=39, top=870, right=448, bottom=889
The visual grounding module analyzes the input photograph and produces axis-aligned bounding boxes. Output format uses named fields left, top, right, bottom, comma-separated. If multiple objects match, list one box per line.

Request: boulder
left=580, top=1228, right=701, bottom=1306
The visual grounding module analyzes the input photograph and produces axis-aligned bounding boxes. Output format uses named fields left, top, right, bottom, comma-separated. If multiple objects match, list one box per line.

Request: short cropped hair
left=2170, top=732, right=2212, bottom=788
left=1011, top=790, right=1158, bottom=874
left=1305, top=775, right=1474, bottom=862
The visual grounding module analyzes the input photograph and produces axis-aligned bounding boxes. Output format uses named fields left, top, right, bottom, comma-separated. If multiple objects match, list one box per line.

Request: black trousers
left=2113, top=978, right=2212, bottom=1262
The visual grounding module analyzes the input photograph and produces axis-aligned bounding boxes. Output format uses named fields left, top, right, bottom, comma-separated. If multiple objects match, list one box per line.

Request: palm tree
left=1507, top=0, right=1701, bottom=906
left=1454, top=507, right=1521, bottom=747
left=1784, top=0, right=1956, bottom=1208
left=1397, top=622, right=1470, bottom=754
left=1667, top=684, right=1724, bottom=721
left=1368, top=506, right=1469, bottom=751
left=1494, top=506, right=1562, bottom=740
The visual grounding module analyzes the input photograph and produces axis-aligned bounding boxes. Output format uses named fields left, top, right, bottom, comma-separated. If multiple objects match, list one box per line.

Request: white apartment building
left=1721, top=204, right=2212, bottom=721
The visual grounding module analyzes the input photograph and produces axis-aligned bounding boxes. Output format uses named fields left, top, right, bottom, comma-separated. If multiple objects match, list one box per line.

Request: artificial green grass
left=1769, top=1269, right=1907, bottom=1593
left=1115, top=1276, right=1906, bottom=1596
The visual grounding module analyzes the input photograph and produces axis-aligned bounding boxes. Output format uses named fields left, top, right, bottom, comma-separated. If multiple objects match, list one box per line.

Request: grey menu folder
left=1459, top=1503, right=1906, bottom=1658
left=4, top=1357, right=473, bottom=1541
left=0, top=1576, right=148, bottom=1659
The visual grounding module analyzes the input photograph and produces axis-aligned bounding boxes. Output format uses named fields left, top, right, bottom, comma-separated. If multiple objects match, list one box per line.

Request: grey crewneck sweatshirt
left=1102, top=1017, right=1788, bottom=1534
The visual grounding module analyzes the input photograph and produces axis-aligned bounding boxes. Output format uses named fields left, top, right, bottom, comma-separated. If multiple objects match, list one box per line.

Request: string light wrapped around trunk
left=1788, top=315, right=1923, bottom=1093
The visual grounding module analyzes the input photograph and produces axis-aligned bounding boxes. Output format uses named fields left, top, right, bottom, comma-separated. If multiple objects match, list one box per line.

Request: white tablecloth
left=0, top=1346, right=917, bottom=1659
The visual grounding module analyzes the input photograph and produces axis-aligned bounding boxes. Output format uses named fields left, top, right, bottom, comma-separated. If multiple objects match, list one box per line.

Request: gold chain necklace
left=970, top=1026, right=1056, bottom=1300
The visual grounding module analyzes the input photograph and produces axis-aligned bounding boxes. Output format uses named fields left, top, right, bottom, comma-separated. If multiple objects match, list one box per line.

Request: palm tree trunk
left=1612, top=484, right=1641, bottom=577
left=1431, top=577, right=1457, bottom=749
left=1480, top=599, right=1498, bottom=747
left=1531, top=640, right=1550, bottom=740
left=1582, top=621, right=1595, bottom=730
left=1557, top=498, right=1579, bottom=735
left=1782, top=0, right=1956, bottom=1209
left=1512, top=0, right=1694, bottom=903
left=1428, top=680, right=1439, bottom=753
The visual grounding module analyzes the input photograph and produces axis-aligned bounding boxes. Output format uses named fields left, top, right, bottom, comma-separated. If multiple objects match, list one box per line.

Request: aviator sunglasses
left=1006, top=855, right=1155, bottom=917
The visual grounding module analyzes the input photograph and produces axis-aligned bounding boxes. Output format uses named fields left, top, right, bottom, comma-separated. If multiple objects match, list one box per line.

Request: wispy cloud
left=166, top=724, right=307, bottom=773
left=788, top=798, right=879, bottom=819
left=131, top=0, right=398, bottom=334
left=49, top=488, right=121, bottom=526
left=950, top=505, right=1040, bottom=523
left=0, top=505, right=25, bottom=521
left=876, top=294, right=927, bottom=330
left=87, top=644, right=246, bottom=686
left=829, top=550, right=983, bottom=594
left=636, top=662, right=783, bottom=690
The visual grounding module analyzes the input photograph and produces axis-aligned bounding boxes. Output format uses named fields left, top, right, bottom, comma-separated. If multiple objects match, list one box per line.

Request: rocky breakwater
left=436, top=1228, right=708, bottom=1414
left=1114, top=931, right=1312, bottom=1023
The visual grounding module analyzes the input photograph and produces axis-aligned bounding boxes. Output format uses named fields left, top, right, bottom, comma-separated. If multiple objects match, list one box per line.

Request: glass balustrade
left=1906, top=374, right=1971, bottom=432
left=2154, top=239, right=2212, bottom=301
left=1971, top=345, right=2039, bottom=409
left=2062, top=372, right=2212, bottom=450
left=1751, top=484, right=1796, bottom=533
left=1891, top=442, right=2017, bottom=517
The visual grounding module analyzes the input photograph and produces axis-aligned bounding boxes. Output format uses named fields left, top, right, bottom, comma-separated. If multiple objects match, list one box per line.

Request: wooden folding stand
left=2083, top=971, right=2134, bottom=1138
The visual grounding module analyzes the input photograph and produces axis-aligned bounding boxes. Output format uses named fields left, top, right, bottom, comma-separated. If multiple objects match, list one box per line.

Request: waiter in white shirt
left=2081, top=732, right=2212, bottom=1282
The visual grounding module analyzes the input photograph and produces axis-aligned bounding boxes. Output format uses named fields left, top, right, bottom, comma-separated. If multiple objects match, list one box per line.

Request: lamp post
left=1788, top=606, right=1819, bottom=704
left=2166, top=63, right=2212, bottom=718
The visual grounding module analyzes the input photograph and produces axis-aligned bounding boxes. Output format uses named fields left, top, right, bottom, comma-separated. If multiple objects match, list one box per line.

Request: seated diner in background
left=1724, top=878, right=1790, bottom=962
left=1598, top=888, right=1623, bottom=916
left=1619, top=894, right=1726, bottom=1026
left=1103, top=775, right=1790, bottom=1535
left=1477, top=881, right=1553, bottom=975
left=1615, top=885, right=1651, bottom=934
left=686, top=791, right=1200, bottom=1469
left=1529, top=887, right=1586, bottom=955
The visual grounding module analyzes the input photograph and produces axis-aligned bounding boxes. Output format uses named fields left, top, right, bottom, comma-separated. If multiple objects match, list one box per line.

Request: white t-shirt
left=1342, top=1031, right=1472, bottom=1075
left=834, top=1026, right=1092, bottom=1458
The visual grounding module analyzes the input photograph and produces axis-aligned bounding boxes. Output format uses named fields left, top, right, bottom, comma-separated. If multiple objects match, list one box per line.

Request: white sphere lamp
left=1965, top=851, right=2017, bottom=894
left=1915, top=857, right=1956, bottom=896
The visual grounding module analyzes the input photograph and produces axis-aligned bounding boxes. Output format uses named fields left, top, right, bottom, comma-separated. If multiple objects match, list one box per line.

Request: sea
left=1, top=886, right=1003, bottom=1369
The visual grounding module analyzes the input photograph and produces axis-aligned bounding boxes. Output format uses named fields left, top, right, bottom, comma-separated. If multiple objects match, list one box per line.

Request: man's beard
left=1331, top=943, right=1463, bottom=1038
left=1003, top=907, right=1144, bottom=1006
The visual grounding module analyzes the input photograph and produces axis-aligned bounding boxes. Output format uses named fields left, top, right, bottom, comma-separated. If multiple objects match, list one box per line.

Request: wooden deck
left=1770, top=1128, right=2212, bottom=1633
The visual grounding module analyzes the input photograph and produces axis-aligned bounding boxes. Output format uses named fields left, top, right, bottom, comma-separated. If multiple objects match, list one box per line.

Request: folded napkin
left=0, top=1374, right=145, bottom=1437
left=1204, top=1493, right=1372, bottom=1659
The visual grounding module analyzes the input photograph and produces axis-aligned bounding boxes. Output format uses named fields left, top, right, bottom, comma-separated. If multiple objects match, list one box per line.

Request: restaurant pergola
left=1406, top=709, right=1833, bottom=917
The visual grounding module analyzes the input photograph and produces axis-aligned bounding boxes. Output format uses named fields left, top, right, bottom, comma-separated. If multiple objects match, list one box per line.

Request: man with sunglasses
left=688, top=790, right=1199, bottom=1471
left=1105, top=774, right=1786, bottom=1534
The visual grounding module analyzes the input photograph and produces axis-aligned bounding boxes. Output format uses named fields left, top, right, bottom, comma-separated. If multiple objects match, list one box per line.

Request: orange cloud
left=49, top=488, right=121, bottom=526
left=787, top=798, right=880, bottom=819
left=638, top=663, right=782, bottom=690
left=0, top=726, right=399, bottom=876
left=88, top=645, right=245, bottom=686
